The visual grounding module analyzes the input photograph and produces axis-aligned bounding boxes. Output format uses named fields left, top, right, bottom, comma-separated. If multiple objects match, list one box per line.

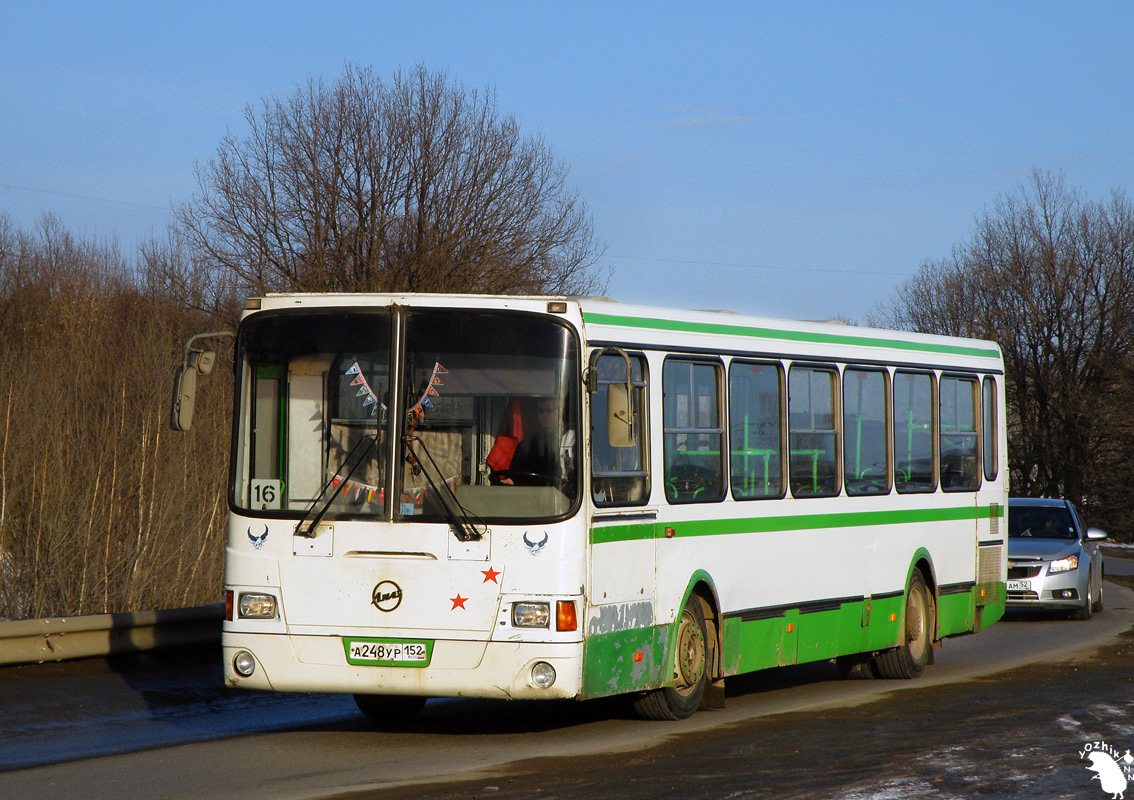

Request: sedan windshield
left=1009, top=505, right=1076, bottom=540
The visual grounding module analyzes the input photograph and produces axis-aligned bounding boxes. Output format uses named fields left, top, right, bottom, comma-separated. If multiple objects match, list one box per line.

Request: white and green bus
left=174, top=293, right=1007, bottom=721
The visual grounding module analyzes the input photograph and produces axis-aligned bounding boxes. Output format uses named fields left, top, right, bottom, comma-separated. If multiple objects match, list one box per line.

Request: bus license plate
left=1006, top=579, right=1031, bottom=592
left=344, top=638, right=432, bottom=667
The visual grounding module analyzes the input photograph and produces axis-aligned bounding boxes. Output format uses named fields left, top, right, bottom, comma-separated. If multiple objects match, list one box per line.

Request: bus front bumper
left=223, top=631, right=584, bottom=701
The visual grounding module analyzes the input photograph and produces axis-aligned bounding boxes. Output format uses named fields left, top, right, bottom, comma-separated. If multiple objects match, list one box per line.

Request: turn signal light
left=556, top=600, right=578, bottom=631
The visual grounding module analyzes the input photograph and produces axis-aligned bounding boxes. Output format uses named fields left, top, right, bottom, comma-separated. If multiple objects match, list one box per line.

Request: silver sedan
left=1007, top=497, right=1107, bottom=619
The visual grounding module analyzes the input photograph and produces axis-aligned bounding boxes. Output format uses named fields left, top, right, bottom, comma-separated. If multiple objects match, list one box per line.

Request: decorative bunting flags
left=345, top=361, right=385, bottom=416
left=409, top=362, right=447, bottom=420
left=328, top=473, right=384, bottom=505
left=395, top=474, right=460, bottom=510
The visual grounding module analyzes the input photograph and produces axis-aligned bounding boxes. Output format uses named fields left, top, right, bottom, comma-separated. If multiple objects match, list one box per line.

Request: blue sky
left=2, top=2, right=1133, bottom=323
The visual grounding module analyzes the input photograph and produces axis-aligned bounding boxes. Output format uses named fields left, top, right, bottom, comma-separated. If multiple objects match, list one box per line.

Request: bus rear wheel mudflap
left=631, top=595, right=712, bottom=720
left=873, top=569, right=936, bottom=679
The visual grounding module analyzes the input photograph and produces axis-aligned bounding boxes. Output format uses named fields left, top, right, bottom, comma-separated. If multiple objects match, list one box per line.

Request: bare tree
left=174, top=64, right=608, bottom=299
left=0, top=214, right=231, bottom=619
left=873, top=170, right=1134, bottom=533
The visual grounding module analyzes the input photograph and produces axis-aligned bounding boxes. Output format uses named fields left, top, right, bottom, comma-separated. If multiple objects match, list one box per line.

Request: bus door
left=585, top=350, right=657, bottom=691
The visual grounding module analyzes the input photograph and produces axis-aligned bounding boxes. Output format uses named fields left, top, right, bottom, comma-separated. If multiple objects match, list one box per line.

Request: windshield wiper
left=404, top=434, right=485, bottom=542
left=295, top=434, right=379, bottom=538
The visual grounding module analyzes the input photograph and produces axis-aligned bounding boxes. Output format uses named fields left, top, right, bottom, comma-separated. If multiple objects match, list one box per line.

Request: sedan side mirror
left=1086, top=527, right=1108, bottom=541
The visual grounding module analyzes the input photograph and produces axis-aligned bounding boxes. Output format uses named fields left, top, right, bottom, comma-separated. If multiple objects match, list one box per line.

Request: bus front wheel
left=632, top=595, right=708, bottom=720
left=873, top=570, right=935, bottom=679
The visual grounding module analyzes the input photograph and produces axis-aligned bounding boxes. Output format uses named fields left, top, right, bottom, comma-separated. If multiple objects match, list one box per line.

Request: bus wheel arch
left=874, top=564, right=936, bottom=679
left=631, top=579, right=722, bottom=720
left=910, top=554, right=939, bottom=642
left=689, top=582, right=725, bottom=706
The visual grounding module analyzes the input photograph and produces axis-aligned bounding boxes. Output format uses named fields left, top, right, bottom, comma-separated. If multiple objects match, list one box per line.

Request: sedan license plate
left=1006, top=579, right=1031, bottom=592
left=344, top=638, right=432, bottom=667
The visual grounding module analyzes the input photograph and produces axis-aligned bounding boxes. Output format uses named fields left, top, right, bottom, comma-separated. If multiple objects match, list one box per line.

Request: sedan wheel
left=1092, top=580, right=1104, bottom=612
left=1071, top=586, right=1093, bottom=620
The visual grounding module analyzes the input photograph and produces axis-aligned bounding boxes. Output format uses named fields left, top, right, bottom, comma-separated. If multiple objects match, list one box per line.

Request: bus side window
left=728, top=360, right=784, bottom=499
left=591, top=353, right=650, bottom=505
left=982, top=376, right=998, bottom=481
left=788, top=365, right=839, bottom=497
left=843, top=367, right=890, bottom=496
left=939, top=374, right=980, bottom=491
left=663, top=359, right=725, bottom=504
left=894, top=371, right=936, bottom=493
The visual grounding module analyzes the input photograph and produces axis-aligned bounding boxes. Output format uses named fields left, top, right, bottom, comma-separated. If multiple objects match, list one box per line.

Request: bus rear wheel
left=353, top=693, right=427, bottom=725
left=873, top=570, right=935, bottom=679
left=632, top=595, right=708, bottom=720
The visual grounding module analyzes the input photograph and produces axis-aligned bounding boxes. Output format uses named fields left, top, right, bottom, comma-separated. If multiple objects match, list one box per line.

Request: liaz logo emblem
left=371, top=581, right=403, bottom=612
left=247, top=525, right=268, bottom=550
left=523, top=530, right=549, bottom=555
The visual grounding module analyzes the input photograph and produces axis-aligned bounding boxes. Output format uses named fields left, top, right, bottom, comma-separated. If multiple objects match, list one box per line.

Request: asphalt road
left=2, top=568, right=1133, bottom=800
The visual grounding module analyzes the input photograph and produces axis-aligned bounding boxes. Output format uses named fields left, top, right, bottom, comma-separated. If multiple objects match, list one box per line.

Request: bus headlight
left=512, top=602, right=550, bottom=628
left=238, top=592, right=278, bottom=619
left=233, top=650, right=257, bottom=677
left=531, top=661, right=556, bottom=689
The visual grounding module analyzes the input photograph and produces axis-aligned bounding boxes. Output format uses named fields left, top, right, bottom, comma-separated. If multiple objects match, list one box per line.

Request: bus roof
left=246, top=293, right=1003, bottom=370
left=577, top=298, right=1003, bottom=369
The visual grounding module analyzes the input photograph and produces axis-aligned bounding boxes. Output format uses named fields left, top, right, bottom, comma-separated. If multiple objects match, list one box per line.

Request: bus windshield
left=231, top=306, right=579, bottom=523
left=232, top=310, right=393, bottom=518
left=399, top=309, right=580, bottom=522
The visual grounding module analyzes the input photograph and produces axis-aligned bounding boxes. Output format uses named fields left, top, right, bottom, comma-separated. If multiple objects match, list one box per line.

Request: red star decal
left=450, top=594, right=467, bottom=610
left=481, top=566, right=500, bottom=583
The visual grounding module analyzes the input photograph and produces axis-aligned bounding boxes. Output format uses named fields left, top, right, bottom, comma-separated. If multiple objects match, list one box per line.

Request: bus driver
left=487, top=398, right=576, bottom=492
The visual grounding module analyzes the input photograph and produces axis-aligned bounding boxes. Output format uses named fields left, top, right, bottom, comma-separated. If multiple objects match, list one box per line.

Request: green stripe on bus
left=580, top=585, right=993, bottom=692
left=582, top=312, right=1001, bottom=360
left=581, top=624, right=669, bottom=699
left=591, top=503, right=1003, bottom=544
left=590, top=522, right=657, bottom=544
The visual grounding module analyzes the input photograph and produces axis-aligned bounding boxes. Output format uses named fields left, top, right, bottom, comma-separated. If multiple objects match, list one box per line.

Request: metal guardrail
left=0, top=602, right=224, bottom=666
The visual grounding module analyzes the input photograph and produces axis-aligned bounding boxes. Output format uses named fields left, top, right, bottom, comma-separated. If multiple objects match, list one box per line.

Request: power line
left=609, top=254, right=915, bottom=278
left=0, top=183, right=916, bottom=281
left=0, top=182, right=171, bottom=212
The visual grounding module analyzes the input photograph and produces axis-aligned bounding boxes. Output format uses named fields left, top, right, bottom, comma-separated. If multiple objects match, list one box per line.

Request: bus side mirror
left=170, top=349, right=216, bottom=431
left=170, top=331, right=234, bottom=432
left=606, top=383, right=636, bottom=448
left=171, top=363, right=198, bottom=431
left=191, top=349, right=216, bottom=375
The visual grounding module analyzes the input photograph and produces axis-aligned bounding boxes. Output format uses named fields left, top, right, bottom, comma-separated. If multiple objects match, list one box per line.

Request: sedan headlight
left=1049, top=555, right=1079, bottom=574
left=238, top=592, right=278, bottom=619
